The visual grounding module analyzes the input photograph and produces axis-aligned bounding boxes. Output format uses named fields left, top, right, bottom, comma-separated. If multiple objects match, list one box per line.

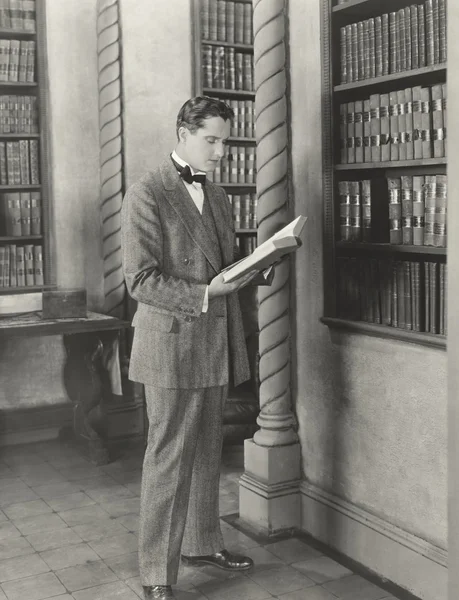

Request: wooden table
left=0, top=311, right=131, bottom=465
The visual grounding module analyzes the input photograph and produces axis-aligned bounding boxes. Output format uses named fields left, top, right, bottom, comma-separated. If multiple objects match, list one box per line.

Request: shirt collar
left=171, top=150, right=206, bottom=176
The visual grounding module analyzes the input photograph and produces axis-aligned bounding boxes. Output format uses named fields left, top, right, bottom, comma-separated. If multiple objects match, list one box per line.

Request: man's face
left=178, top=116, right=231, bottom=173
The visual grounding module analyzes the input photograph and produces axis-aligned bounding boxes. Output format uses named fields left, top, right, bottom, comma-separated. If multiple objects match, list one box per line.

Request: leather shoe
left=143, top=585, right=175, bottom=599
left=181, top=549, right=253, bottom=571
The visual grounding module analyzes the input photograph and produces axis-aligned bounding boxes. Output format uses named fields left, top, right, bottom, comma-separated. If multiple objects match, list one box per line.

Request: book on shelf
left=0, top=242, right=42, bottom=288
left=0, top=0, right=36, bottom=32
left=222, top=215, right=307, bottom=283
left=209, top=145, right=255, bottom=184
left=201, top=0, right=253, bottom=45
left=338, top=83, right=447, bottom=164
left=339, top=0, right=446, bottom=85
left=202, top=44, right=254, bottom=91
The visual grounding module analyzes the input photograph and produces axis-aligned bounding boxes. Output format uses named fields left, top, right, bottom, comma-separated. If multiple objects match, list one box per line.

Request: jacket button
left=185, top=316, right=192, bottom=323
left=184, top=258, right=190, bottom=265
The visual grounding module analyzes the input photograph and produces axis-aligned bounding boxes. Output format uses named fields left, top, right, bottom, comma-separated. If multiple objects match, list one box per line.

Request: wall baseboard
left=300, top=481, right=447, bottom=600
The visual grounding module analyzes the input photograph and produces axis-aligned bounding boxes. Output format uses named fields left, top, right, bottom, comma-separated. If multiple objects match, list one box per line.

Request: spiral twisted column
left=97, top=0, right=125, bottom=318
left=253, top=0, right=298, bottom=447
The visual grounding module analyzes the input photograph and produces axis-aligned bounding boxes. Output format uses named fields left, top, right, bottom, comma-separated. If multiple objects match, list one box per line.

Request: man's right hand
left=208, top=270, right=259, bottom=299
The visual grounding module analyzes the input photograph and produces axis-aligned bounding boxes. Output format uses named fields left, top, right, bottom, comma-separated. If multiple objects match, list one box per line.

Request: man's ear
left=178, top=126, right=188, bottom=144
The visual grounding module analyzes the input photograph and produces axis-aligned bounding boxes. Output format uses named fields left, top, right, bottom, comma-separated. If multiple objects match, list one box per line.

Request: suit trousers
left=139, top=385, right=227, bottom=586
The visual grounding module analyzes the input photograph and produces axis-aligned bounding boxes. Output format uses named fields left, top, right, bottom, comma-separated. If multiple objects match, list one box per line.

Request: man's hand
left=208, top=269, right=260, bottom=299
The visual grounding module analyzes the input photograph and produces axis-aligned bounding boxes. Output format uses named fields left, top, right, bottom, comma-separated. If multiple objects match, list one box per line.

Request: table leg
left=62, top=330, right=118, bottom=465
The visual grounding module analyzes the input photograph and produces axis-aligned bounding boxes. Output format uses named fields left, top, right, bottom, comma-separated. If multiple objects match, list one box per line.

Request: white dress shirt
left=171, top=151, right=210, bottom=313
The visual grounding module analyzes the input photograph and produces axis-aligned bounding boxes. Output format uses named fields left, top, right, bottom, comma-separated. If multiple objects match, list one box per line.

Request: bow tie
left=172, top=158, right=207, bottom=185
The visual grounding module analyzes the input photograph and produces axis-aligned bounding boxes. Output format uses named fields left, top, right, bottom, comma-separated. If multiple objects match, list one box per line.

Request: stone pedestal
left=239, top=439, right=301, bottom=535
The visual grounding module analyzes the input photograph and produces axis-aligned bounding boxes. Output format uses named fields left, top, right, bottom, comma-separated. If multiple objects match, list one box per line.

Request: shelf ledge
left=321, top=316, right=446, bottom=350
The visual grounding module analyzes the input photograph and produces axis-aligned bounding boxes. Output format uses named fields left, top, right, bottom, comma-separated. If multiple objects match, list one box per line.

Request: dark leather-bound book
left=201, top=0, right=209, bottom=40
left=388, top=177, right=402, bottom=244
left=412, top=176, right=425, bottom=246
left=401, top=175, right=413, bottom=245
left=423, top=175, right=436, bottom=246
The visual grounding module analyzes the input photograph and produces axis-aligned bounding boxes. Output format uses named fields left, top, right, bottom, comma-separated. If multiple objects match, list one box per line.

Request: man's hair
left=176, top=96, right=234, bottom=139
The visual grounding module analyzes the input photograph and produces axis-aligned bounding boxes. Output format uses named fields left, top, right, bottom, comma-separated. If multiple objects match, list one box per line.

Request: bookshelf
left=0, top=1, right=52, bottom=295
left=322, top=0, right=447, bottom=347
left=192, top=0, right=257, bottom=259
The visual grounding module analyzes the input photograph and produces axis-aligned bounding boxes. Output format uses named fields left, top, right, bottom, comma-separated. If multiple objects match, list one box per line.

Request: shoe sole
left=181, top=556, right=253, bottom=571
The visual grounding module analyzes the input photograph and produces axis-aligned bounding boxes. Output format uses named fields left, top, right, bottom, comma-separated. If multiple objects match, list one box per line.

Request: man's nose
left=214, top=143, right=225, bottom=159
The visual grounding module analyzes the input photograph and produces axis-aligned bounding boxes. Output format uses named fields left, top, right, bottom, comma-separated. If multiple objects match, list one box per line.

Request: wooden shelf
left=202, top=39, right=253, bottom=52
left=235, top=228, right=257, bottom=234
left=0, top=81, right=37, bottom=87
left=203, top=87, right=255, bottom=100
left=336, top=242, right=447, bottom=256
left=332, top=0, right=418, bottom=21
left=227, top=136, right=256, bottom=144
left=0, top=133, right=40, bottom=139
left=217, top=182, right=256, bottom=189
left=334, top=64, right=446, bottom=94
left=321, top=316, right=446, bottom=350
left=0, top=184, right=40, bottom=190
left=0, top=235, right=42, bottom=242
left=0, top=28, right=36, bottom=38
left=335, top=158, right=447, bottom=171
left=0, top=285, right=45, bottom=295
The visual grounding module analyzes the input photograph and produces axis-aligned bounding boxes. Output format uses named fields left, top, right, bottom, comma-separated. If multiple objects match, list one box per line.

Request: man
left=121, top=97, right=263, bottom=600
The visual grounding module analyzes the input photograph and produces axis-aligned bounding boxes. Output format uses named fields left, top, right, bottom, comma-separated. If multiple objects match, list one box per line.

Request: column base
left=238, top=438, right=301, bottom=536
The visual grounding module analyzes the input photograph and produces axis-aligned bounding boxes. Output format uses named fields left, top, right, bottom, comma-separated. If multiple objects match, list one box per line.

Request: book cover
left=423, top=175, right=436, bottom=246
left=412, top=175, right=425, bottom=246
left=388, top=177, right=402, bottom=244
left=33, top=243, right=43, bottom=286
left=401, top=175, right=413, bottom=245
left=24, top=242, right=34, bottom=286
left=222, top=216, right=307, bottom=283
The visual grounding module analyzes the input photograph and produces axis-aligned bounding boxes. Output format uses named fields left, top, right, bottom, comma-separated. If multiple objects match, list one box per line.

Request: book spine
left=404, top=261, right=412, bottom=330
left=379, top=93, right=390, bottom=162
left=243, top=2, right=252, bottom=45
left=24, top=243, right=34, bottom=285
left=237, top=145, right=245, bottom=183
left=338, top=180, right=351, bottom=241
left=0, top=40, right=9, bottom=82
left=439, top=262, right=445, bottom=334
left=33, top=243, right=43, bottom=286
left=26, top=40, right=35, bottom=83
left=16, top=245, right=24, bottom=286
left=221, top=153, right=229, bottom=184
left=429, top=261, right=438, bottom=333
left=397, top=261, right=405, bottom=329
left=246, top=100, right=253, bottom=138
left=217, top=0, right=226, bottom=42
left=340, top=103, right=347, bottom=164
left=368, top=18, right=375, bottom=79
left=351, top=23, right=358, bottom=82
left=9, top=243, right=16, bottom=287
left=10, top=0, right=21, bottom=30
left=370, top=94, right=381, bottom=162
left=401, top=175, right=413, bottom=245
left=246, top=147, right=255, bottom=184
left=229, top=100, right=238, bottom=137
left=18, top=39, right=27, bottom=83
left=346, top=101, right=355, bottom=164
left=404, top=87, right=414, bottom=160
left=19, top=138, right=30, bottom=184
left=381, top=13, right=389, bottom=76
left=200, top=0, right=209, bottom=40
left=6, top=192, right=21, bottom=236
left=0, top=141, right=6, bottom=185
left=434, top=174, right=447, bottom=248
left=389, top=92, right=400, bottom=160
left=424, top=261, right=430, bottom=332
left=349, top=180, right=361, bottom=241
left=398, top=9, right=406, bottom=72
left=340, top=27, right=347, bottom=84
left=8, top=39, right=19, bottom=82
left=442, top=82, right=447, bottom=158
left=420, top=86, right=432, bottom=159
left=29, top=137, right=39, bottom=184
left=354, top=100, right=363, bottom=163
left=388, top=177, right=402, bottom=244
left=242, top=53, right=252, bottom=91
left=361, top=179, right=371, bottom=242
left=431, top=83, right=445, bottom=158
left=374, top=17, right=382, bottom=78
left=235, top=52, right=243, bottom=90
left=389, top=12, right=397, bottom=74
left=357, top=21, right=364, bottom=81
left=432, top=0, right=440, bottom=64
left=363, top=20, right=370, bottom=80
left=411, top=5, right=419, bottom=70
left=404, top=6, right=412, bottom=71
left=425, top=0, right=434, bottom=66
left=237, top=99, right=245, bottom=137
left=202, top=45, right=212, bottom=88
left=412, top=175, right=425, bottom=246
left=345, top=24, right=353, bottom=83
left=240, top=194, right=250, bottom=229
left=226, top=1, right=235, bottom=44
left=19, top=191, right=30, bottom=235
left=234, top=2, right=243, bottom=44
left=0, top=246, right=4, bottom=287
left=438, top=0, right=447, bottom=63
left=209, top=0, right=217, bottom=41
left=363, top=99, right=371, bottom=163
left=22, top=0, right=36, bottom=33
left=232, top=194, right=241, bottom=230
left=226, top=47, right=235, bottom=90
left=397, top=89, right=407, bottom=161
left=424, top=175, right=436, bottom=246
left=30, top=191, right=41, bottom=235
left=412, top=86, right=423, bottom=160
left=418, top=4, right=426, bottom=68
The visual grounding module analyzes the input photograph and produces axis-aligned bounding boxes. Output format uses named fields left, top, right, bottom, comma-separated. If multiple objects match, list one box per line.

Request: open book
left=222, top=215, right=307, bottom=283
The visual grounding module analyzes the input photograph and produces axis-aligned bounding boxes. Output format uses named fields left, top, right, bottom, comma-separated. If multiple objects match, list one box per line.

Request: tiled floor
left=0, top=439, right=401, bottom=600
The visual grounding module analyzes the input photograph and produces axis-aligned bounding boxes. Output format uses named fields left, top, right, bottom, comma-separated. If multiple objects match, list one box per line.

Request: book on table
left=222, top=215, right=307, bottom=283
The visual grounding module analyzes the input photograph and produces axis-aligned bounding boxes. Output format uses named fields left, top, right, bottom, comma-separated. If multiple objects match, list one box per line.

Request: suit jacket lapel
left=205, top=184, right=233, bottom=267
left=160, top=159, right=222, bottom=273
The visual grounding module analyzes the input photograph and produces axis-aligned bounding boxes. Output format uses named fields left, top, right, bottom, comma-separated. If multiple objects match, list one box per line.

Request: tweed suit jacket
left=121, top=158, right=250, bottom=389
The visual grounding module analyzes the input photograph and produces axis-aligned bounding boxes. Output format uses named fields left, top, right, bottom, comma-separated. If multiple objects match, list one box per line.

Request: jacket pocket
left=131, top=310, right=175, bottom=332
